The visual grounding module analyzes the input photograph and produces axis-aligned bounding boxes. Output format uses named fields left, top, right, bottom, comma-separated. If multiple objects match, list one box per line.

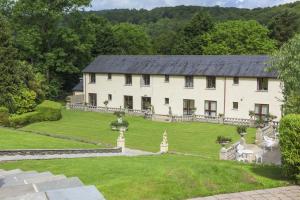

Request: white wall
left=83, top=73, right=283, bottom=119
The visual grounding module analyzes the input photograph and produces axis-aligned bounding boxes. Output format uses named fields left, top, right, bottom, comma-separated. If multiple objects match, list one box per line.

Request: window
left=205, top=101, right=217, bottom=117
left=88, top=93, right=97, bottom=106
left=108, top=94, right=112, bottom=101
left=124, top=96, right=133, bottom=109
left=141, top=97, right=151, bottom=110
left=183, top=99, right=195, bottom=115
left=233, top=77, right=239, bottom=85
left=207, top=76, right=216, bottom=89
left=89, top=73, right=96, bottom=83
left=141, top=74, right=150, bottom=86
left=125, top=74, right=132, bottom=85
left=165, top=75, right=169, bottom=83
left=233, top=102, right=239, bottom=110
left=255, top=104, right=269, bottom=119
left=257, top=78, right=268, bottom=91
left=185, top=76, right=194, bottom=88
left=107, top=73, right=112, bottom=80
left=165, top=98, right=169, bottom=105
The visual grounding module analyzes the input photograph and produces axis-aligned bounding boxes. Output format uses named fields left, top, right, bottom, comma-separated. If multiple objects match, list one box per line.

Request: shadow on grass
left=249, top=164, right=289, bottom=181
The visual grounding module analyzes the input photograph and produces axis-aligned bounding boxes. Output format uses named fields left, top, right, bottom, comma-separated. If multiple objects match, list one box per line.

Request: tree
left=183, top=11, right=214, bottom=38
left=270, top=34, right=300, bottom=114
left=112, top=23, right=153, bottom=55
left=268, top=10, right=300, bottom=47
left=201, top=20, right=277, bottom=55
left=0, top=14, right=44, bottom=113
left=11, top=0, right=92, bottom=98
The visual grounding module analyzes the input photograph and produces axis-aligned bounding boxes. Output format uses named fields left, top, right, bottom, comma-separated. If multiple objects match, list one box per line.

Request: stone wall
left=0, top=148, right=122, bottom=156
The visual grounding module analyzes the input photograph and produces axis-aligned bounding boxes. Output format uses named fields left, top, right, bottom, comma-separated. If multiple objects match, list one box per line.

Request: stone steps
left=0, top=169, right=105, bottom=200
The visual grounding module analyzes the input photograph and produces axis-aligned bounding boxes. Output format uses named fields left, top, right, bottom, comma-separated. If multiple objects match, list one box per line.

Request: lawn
left=22, top=110, right=256, bottom=158
left=0, top=127, right=99, bottom=149
left=0, top=155, right=289, bottom=200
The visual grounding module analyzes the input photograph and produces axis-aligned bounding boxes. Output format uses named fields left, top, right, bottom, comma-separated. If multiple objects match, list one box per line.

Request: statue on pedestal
left=160, top=130, right=168, bottom=153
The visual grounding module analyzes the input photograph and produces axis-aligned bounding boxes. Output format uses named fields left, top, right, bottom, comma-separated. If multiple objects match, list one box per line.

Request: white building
left=77, top=55, right=283, bottom=120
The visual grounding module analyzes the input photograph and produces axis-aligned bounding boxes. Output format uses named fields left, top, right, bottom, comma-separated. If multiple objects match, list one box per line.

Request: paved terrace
left=188, top=186, right=300, bottom=200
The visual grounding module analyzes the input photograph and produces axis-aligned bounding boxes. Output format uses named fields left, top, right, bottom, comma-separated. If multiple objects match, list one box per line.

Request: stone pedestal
left=219, top=147, right=228, bottom=160
left=117, top=130, right=125, bottom=153
left=66, top=103, right=70, bottom=110
left=160, top=130, right=168, bottom=153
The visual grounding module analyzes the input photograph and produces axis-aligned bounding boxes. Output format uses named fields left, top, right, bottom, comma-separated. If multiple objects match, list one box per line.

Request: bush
left=36, top=100, right=62, bottom=121
left=114, top=111, right=125, bottom=118
left=0, top=107, right=9, bottom=126
left=216, top=136, right=232, bottom=144
left=236, top=125, right=248, bottom=134
left=279, top=114, right=300, bottom=182
left=9, top=100, right=62, bottom=128
left=110, top=120, right=129, bottom=129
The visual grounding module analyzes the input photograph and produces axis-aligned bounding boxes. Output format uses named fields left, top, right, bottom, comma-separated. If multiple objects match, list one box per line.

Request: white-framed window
left=141, top=74, right=150, bottom=86
left=207, top=76, right=216, bottom=89
left=165, top=98, right=169, bottom=105
left=233, top=77, right=239, bottom=85
left=165, top=75, right=169, bottom=83
left=257, top=78, right=268, bottom=91
left=205, top=100, right=217, bottom=117
left=89, top=73, right=96, bottom=83
left=185, top=76, right=194, bottom=88
left=108, top=94, right=112, bottom=101
left=125, top=74, right=132, bottom=85
left=233, top=102, right=239, bottom=110
left=107, top=73, right=112, bottom=80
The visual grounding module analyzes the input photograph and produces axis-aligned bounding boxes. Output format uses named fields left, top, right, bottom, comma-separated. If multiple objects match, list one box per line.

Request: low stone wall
left=0, top=148, right=122, bottom=156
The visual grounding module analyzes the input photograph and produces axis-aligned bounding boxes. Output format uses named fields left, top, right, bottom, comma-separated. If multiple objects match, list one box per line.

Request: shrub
left=36, top=100, right=62, bottom=121
left=236, top=125, right=248, bottom=134
left=114, top=111, right=125, bottom=118
left=9, top=100, right=62, bottom=128
left=110, top=120, right=129, bottom=129
left=0, top=107, right=9, bottom=126
left=216, top=136, right=232, bottom=144
left=279, top=114, right=300, bottom=182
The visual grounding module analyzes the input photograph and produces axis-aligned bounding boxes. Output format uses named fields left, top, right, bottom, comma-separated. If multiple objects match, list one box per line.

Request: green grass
left=0, top=127, right=99, bottom=149
left=0, top=155, right=289, bottom=200
left=22, top=110, right=256, bottom=158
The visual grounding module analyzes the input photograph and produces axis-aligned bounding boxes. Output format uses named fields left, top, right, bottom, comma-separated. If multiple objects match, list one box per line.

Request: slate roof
left=82, top=55, right=277, bottom=78
left=72, top=79, right=83, bottom=92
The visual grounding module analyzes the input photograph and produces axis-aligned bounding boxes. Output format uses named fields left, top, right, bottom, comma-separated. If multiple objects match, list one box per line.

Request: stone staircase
left=0, top=169, right=105, bottom=200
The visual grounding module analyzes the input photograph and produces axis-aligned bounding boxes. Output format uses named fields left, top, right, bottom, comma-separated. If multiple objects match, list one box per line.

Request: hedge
left=0, top=107, right=9, bottom=126
left=279, top=114, right=300, bottom=183
left=9, top=100, right=62, bottom=128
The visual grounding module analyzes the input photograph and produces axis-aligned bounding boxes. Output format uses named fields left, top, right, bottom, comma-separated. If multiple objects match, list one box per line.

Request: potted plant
left=103, top=100, right=109, bottom=111
left=249, top=110, right=255, bottom=119
left=236, top=125, right=248, bottom=137
left=216, top=136, right=232, bottom=147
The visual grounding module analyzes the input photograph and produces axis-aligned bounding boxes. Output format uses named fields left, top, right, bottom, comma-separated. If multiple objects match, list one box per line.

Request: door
left=255, top=104, right=269, bottom=119
left=141, top=97, right=151, bottom=110
left=88, top=93, right=97, bottom=106
left=183, top=99, right=195, bottom=115
left=124, top=96, right=133, bottom=109
left=205, top=101, right=217, bottom=117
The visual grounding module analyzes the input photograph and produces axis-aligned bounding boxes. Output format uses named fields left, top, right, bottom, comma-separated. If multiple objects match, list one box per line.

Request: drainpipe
left=84, top=73, right=87, bottom=105
left=223, top=77, right=227, bottom=117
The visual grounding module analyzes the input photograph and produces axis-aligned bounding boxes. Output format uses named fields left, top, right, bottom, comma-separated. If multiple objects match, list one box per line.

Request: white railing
left=67, top=104, right=278, bottom=127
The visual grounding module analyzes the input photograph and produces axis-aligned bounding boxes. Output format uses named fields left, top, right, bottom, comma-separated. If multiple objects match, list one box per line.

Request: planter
left=219, top=141, right=230, bottom=147
left=111, top=126, right=128, bottom=131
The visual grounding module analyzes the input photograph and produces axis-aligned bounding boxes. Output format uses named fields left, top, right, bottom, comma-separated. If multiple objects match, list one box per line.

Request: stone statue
left=160, top=130, right=168, bottom=153
left=117, top=129, right=125, bottom=153
left=117, top=117, right=123, bottom=124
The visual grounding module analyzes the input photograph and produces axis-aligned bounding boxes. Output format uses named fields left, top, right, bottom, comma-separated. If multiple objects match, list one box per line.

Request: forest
left=0, top=0, right=299, bottom=114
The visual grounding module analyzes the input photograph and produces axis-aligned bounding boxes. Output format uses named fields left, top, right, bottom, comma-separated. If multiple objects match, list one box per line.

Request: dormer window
left=257, top=78, right=268, bottom=91
left=89, top=73, right=96, bottom=83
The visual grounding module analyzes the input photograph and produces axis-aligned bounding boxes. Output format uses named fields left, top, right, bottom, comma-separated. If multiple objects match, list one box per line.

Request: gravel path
left=0, top=148, right=158, bottom=162
left=188, top=186, right=300, bottom=200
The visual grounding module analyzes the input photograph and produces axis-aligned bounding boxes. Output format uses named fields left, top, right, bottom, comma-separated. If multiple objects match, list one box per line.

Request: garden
left=0, top=108, right=296, bottom=200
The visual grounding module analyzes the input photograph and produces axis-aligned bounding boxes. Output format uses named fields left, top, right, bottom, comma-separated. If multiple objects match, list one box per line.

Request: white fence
left=67, top=103, right=278, bottom=127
